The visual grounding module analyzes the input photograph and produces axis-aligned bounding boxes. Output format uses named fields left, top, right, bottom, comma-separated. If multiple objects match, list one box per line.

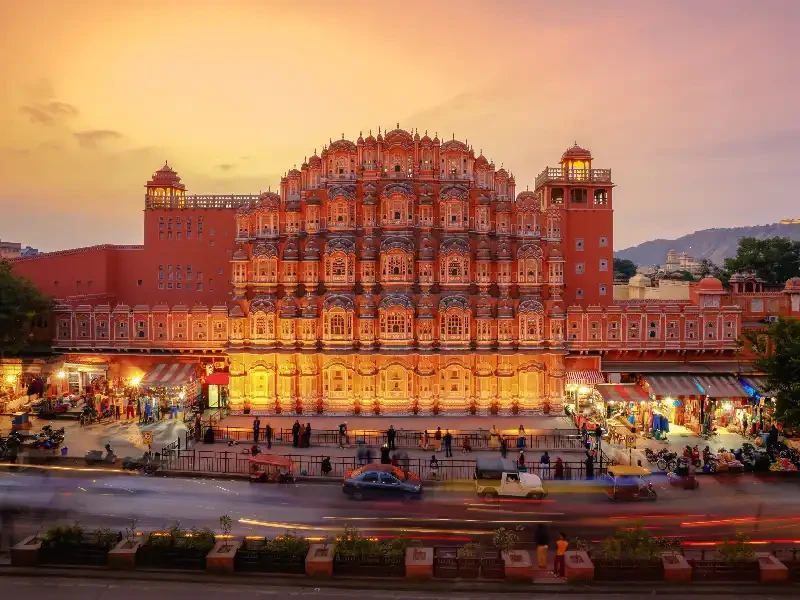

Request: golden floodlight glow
left=57, top=370, right=66, bottom=379
left=130, top=376, right=142, bottom=386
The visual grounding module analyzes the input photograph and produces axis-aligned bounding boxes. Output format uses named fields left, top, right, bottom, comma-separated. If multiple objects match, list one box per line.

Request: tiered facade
left=12, top=125, right=784, bottom=415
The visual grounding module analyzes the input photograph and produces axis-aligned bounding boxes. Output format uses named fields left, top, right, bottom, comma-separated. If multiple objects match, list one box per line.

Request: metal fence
left=160, top=449, right=604, bottom=482
left=195, top=426, right=585, bottom=452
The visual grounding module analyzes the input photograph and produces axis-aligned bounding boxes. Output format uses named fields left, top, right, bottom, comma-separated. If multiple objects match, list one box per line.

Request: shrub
left=457, top=542, right=482, bottom=560
left=718, top=531, right=755, bottom=563
left=264, top=531, right=310, bottom=558
left=334, top=524, right=406, bottom=563
left=43, top=523, right=84, bottom=546
left=601, top=526, right=662, bottom=562
left=493, top=526, right=523, bottom=554
left=94, top=527, right=118, bottom=548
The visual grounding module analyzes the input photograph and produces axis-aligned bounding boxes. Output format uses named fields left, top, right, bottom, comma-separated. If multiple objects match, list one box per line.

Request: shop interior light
left=4, top=374, right=16, bottom=383
left=130, top=377, right=142, bottom=386
left=57, top=370, right=66, bottom=379
left=179, top=391, right=186, bottom=400
left=578, top=386, right=589, bottom=394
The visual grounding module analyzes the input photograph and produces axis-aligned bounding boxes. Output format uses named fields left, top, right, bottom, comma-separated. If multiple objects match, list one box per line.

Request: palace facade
left=10, top=127, right=800, bottom=415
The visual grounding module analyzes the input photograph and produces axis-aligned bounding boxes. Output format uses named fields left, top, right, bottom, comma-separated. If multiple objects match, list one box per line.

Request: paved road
left=2, top=466, right=800, bottom=550
left=0, top=577, right=789, bottom=599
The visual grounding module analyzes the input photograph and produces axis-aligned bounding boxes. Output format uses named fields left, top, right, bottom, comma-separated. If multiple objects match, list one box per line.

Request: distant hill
left=616, top=222, right=800, bottom=266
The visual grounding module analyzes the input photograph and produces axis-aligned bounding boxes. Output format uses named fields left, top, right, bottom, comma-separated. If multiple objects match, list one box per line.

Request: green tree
left=723, top=237, right=800, bottom=285
left=613, top=258, right=637, bottom=279
left=754, top=318, right=800, bottom=427
left=697, top=258, right=730, bottom=285
left=676, top=270, right=695, bottom=281
left=0, top=260, right=51, bottom=358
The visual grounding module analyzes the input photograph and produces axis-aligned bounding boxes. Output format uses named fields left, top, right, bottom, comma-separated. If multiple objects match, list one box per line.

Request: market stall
left=564, top=369, right=605, bottom=426
left=594, top=384, right=650, bottom=438
left=641, top=374, right=704, bottom=434
left=138, top=363, right=197, bottom=421
left=692, top=375, right=750, bottom=433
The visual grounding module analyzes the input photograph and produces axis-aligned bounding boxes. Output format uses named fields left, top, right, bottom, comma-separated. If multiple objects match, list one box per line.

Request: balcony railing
left=534, top=167, right=612, bottom=188
left=145, top=194, right=259, bottom=210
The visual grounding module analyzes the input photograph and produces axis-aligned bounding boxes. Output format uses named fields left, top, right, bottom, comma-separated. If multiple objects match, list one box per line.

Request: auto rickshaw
left=248, top=454, right=295, bottom=483
left=606, top=465, right=657, bottom=501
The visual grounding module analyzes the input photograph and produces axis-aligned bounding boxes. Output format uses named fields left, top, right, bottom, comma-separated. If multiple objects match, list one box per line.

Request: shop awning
left=140, top=363, right=195, bottom=387
left=204, top=372, right=230, bottom=386
left=642, top=374, right=702, bottom=398
left=565, top=370, right=605, bottom=386
left=595, top=384, right=651, bottom=403
left=741, top=376, right=772, bottom=397
left=692, top=375, right=748, bottom=399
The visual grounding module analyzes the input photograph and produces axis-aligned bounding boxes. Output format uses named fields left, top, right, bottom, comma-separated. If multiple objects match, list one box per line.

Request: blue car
left=342, top=468, right=422, bottom=501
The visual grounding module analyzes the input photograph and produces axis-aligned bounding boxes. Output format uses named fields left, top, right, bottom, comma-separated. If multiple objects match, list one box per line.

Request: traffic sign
left=141, top=431, right=153, bottom=445
left=625, top=435, right=636, bottom=449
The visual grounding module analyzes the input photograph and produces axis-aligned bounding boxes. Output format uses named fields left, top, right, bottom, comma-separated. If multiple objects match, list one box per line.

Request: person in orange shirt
left=554, top=532, right=568, bottom=578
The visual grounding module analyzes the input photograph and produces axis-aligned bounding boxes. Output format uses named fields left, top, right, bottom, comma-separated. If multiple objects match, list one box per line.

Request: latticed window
left=449, top=258, right=462, bottom=278
left=388, top=313, right=405, bottom=334
left=447, top=314, right=462, bottom=337
left=330, top=314, right=345, bottom=336
left=332, top=257, right=346, bottom=277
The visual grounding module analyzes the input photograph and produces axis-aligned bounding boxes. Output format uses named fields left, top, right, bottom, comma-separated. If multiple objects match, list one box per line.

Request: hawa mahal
left=10, top=126, right=800, bottom=415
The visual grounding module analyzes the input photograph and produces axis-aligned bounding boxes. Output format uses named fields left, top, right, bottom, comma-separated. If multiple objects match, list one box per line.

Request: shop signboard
left=141, top=431, right=153, bottom=446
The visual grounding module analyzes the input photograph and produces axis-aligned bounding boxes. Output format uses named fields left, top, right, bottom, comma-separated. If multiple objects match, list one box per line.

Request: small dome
left=359, top=293, right=377, bottom=317
left=231, top=248, right=248, bottom=262
left=561, top=143, right=592, bottom=161
left=420, top=131, right=432, bottom=144
left=280, top=294, right=297, bottom=318
left=785, top=276, right=800, bottom=291
left=474, top=155, right=488, bottom=168
left=418, top=236, right=435, bottom=261
left=303, top=238, right=320, bottom=260
left=549, top=302, right=565, bottom=316
left=476, top=293, right=493, bottom=318
left=286, top=200, right=301, bottom=213
left=548, top=246, right=563, bottom=259
left=328, top=138, right=357, bottom=153
left=476, top=240, right=492, bottom=261
left=282, top=240, right=299, bottom=260
left=629, top=274, right=651, bottom=288
left=496, top=239, right=512, bottom=260
left=360, top=238, right=377, bottom=261
left=301, top=294, right=318, bottom=317
left=697, top=276, right=723, bottom=291
left=496, top=167, right=509, bottom=179
left=308, top=154, right=322, bottom=168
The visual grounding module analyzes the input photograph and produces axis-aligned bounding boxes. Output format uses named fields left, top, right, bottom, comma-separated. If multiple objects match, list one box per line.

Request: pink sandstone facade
left=9, top=126, right=800, bottom=415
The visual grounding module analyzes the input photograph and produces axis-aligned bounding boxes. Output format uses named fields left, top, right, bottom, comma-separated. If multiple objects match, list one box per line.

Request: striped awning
left=595, top=384, right=651, bottom=403
left=643, top=374, right=702, bottom=398
left=692, top=375, right=748, bottom=399
left=140, top=363, right=196, bottom=387
left=741, top=376, right=772, bottom=397
left=565, top=370, right=605, bottom=386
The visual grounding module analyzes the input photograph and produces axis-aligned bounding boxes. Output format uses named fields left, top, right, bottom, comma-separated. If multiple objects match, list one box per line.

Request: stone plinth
left=11, top=535, right=41, bottom=567
left=564, top=550, right=594, bottom=582
left=502, top=549, right=533, bottom=582
left=756, top=552, right=789, bottom=583
left=405, top=547, right=433, bottom=580
left=306, top=543, right=334, bottom=578
left=108, top=539, right=142, bottom=570
left=661, top=552, right=691, bottom=583
left=206, top=539, right=241, bottom=575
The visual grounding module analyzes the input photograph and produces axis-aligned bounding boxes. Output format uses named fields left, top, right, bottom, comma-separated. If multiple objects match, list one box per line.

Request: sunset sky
left=1, top=0, right=798, bottom=252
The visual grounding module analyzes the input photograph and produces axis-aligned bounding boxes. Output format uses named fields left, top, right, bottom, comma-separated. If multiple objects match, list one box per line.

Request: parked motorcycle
left=656, top=451, right=678, bottom=472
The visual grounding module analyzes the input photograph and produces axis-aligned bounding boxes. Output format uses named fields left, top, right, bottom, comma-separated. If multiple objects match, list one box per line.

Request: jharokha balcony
left=534, top=167, right=612, bottom=189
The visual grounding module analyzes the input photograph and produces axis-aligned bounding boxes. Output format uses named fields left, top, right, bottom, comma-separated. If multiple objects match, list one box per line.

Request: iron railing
left=160, top=449, right=603, bottom=481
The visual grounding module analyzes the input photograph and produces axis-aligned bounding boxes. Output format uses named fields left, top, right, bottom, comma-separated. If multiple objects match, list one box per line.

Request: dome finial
left=396, top=122, right=399, bottom=128
left=341, top=132, right=344, bottom=139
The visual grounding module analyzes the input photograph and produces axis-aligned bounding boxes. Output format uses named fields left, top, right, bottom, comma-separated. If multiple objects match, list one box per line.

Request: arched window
left=330, top=314, right=345, bottom=336
left=333, top=257, right=345, bottom=277
left=447, top=313, right=462, bottom=336
left=449, top=258, right=462, bottom=278
left=388, top=313, right=405, bottom=334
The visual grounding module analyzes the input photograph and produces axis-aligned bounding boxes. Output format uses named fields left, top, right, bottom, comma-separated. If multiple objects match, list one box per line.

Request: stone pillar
left=305, top=543, right=334, bottom=578
left=405, top=547, right=434, bottom=580
left=108, top=538, right=142, bottom=570
left=206, top=539, right=241, bottom=575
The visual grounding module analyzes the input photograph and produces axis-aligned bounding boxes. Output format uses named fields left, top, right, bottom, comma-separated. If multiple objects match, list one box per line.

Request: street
left=2, top=465, right=800, bottom=549
left=0, top=577, right=788, bottom=599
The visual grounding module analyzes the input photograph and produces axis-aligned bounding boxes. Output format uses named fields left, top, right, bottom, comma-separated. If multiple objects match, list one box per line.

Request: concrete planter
left=405, top=547, right=433, bottom=580
left=662, top=552, right=692, bottom=583
left=502, top=550, right=532, bottom=582
left=564, top=550, right=594, bottom=582
left=207, top=540, right=241, bottom=575
left=108, top=539, right=142, bottom=570
left=11, top=535, right=41, bottom=567
left=305, top=543, right=334, bottom=578
left=757, top=553, right=789, bottom=583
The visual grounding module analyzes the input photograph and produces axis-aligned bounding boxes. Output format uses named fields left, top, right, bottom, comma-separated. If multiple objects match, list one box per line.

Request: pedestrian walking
left=126, top=400, right=135, bottom=420
left=500, top=437, right=508, bottom=459
left=517, top=450, right=526, bottom=471
left=387, top=424, right=396, bottom=450
left=489, top=425, right=499, bottom=450
left=594, top=424, right=603, bottom=451
left=380, top=444, right=391, bottom=465
left=357, top=442, right=366, bottom=466
left=115, top=403, right=121, bottom=421
left=554, top=456, right=564, bottom=480
left=517, top=425, right=526, bottom=449
left=338, top=421, right=348, bottom=448
left=400, top=451, right=410, bottom=481
left=585, top=451, right=595, bottom=480
left=420, top=430, right=430, bottom=451
left=553, top=532, right=568, bottom=577
left=265, top=422, right=272, bottom=449
left=434, top=427, right=443, bottom=452
left=252, top=417, right=261, bottom=443
left=580, top=422, right=588, bottom=444
left=540, top=451, right=551, bottom=479
left=443, top=430, right=453, bottom=457
left=304, top=422, right=312, bottom=448
left=292, top=420, right=301, bottom=448
left=534, top=524, right=550, bottom=569
left=429, top=455, right=439, bottom=480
